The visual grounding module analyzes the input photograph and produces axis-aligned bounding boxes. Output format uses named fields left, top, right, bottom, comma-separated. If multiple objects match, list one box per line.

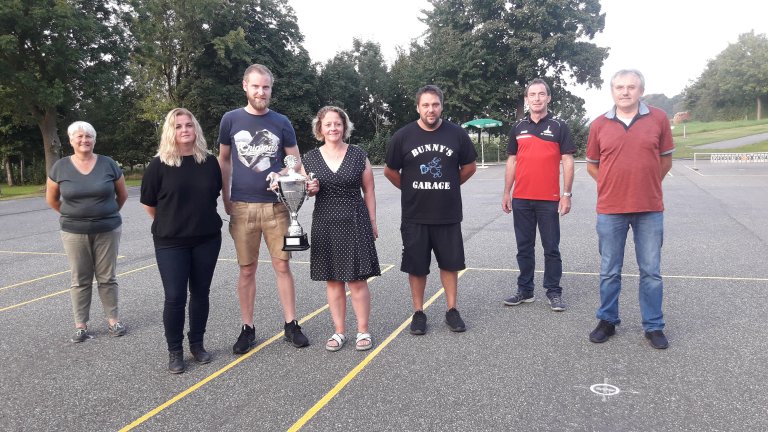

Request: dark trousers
left=154, top=234, right=221, bottom=351
left=512, top=198, right=562, bottom=297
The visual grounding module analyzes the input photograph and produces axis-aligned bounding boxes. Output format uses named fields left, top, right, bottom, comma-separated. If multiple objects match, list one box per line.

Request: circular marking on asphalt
left=590, top=383, right=620, bottom=397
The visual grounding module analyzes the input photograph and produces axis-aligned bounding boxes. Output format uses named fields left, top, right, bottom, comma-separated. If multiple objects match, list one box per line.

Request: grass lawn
left=1, top=178, right=142, bottom=200
left=672, top=119, right=768, bottom=158
left=0, top=184, right=46, bottom=200
left=4, top=119, right=768, bottom=200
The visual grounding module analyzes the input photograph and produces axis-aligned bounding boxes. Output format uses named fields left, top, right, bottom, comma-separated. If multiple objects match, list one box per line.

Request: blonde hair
left=311, top=106, right=354, bottom=141
left=157, top=108, right=209, bottom=167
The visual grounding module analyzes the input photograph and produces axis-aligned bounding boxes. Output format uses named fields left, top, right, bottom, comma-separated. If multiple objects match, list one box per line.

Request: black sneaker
left=645, top=330, right=669, bottom=349
left=547, top=296, right=566, bottom=312
left=503, top=292, right=534, bottom=306
left=589, top=320, right=616, bottom=343
left=284, top=320, right=309, bottom=348
left=445, top=308, right=466, bottom=332
left=409, top=310, right=427, bottom=335
left=232, top=324, right=256, bottom=354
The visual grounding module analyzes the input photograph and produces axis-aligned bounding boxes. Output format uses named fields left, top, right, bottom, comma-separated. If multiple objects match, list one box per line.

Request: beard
left=420, top=115, right=441, bottom=129
left=250, top=96, right=270, bottom=111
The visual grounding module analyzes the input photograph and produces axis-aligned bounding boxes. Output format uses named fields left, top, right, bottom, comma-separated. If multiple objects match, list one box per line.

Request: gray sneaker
left=548, top=296, right=566, bottom=311
left=108, top=321, right=126, bottom=337
left=503, top=292, right=534, bottom=306
left=71, top=328, right=91, bottom=343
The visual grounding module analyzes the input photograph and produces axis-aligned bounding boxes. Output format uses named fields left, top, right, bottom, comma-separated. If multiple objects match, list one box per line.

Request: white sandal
left=355, top=332, right=373, bottom=351
left=325, top=333, right=347, bottom=352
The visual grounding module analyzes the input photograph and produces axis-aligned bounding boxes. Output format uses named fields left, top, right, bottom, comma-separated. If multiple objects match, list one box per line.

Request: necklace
left=322, top=144, right=347, bottom=161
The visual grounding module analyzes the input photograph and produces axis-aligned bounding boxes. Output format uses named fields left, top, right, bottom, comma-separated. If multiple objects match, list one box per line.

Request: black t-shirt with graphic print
left=386, top=120, right=477, bottom=224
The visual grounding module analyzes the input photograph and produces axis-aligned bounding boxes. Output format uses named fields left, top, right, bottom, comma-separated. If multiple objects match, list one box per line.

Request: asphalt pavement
left=1, top=160, right=767, bottom=431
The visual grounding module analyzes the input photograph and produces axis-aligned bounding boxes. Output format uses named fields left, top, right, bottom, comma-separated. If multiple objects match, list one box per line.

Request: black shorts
left=400, top=222, right=466, bottom=275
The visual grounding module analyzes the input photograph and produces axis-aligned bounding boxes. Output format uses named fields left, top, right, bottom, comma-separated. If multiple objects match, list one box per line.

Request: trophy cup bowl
left=275, top=155, right=310, bottom=251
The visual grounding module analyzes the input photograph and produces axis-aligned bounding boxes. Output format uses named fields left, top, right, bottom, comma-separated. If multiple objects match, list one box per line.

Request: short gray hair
left=610, top=69, right=645, bottom=91
left=67, top=121, right=97, bottom=139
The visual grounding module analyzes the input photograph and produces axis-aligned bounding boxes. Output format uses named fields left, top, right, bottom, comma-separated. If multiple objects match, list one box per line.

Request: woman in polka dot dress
left=302, top=106, right=381, bottom=352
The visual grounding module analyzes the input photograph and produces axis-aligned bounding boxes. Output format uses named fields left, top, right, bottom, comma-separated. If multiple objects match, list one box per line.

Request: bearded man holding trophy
left=218, top=64, right=317, bottom=354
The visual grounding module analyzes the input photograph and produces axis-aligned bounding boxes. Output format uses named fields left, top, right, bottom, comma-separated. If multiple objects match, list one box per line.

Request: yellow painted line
left=465, top=267, right=768, bottom=281
left=217, top=258, right=396, bottom=268
left=0, top=250, right=126, bottom=258
left=1, top=255, right=127, bottom=292
left=120, top=265, right=395, bottom=432
left=288, top=269, right=467, bottom=431
left=216, top=258, right=310, bottom=264
left=0, top=250, right=68, bottom=256
left=0, top=264, right=157, bottom=312
left=0, top=270, right=72, bottom=292
left=0, top=288, right=71, bottom=312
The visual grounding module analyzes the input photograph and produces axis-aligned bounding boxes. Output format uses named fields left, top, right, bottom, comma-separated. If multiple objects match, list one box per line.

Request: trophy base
left=283, top=233, right=310, bottom=251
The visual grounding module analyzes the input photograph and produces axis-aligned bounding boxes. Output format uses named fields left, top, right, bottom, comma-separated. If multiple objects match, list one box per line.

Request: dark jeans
left=154, top=234, right=221, bottom=351
left=512, top=198, right=562, bottom=297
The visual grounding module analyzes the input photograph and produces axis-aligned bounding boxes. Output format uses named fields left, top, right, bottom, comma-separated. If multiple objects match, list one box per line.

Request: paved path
left=1, top=162, right=767, bottom=431
left=695, top=132, right=768, bottom=149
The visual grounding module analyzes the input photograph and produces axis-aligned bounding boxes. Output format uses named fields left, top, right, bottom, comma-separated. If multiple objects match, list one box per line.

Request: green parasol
left=461, top=118, right=503, bottom=167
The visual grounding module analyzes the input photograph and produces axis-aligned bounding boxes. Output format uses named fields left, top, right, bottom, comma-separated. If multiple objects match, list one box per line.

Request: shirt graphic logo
left=420, top=157, right=443, bottom=178
left=233, top=129, right=279, bottom=172
left=542, top=125, right=554, bottom=137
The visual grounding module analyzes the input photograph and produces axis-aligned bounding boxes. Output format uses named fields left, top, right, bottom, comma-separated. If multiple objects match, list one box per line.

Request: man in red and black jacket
left=501, top=78, right=575, bottom=312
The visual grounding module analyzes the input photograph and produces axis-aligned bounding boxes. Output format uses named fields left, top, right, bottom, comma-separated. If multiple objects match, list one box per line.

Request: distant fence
left=692, top=152, right=768, bottom=170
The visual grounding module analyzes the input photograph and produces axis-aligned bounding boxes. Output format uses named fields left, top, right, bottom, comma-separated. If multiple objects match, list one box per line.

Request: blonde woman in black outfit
left=141, top=108, right=223, bottom=374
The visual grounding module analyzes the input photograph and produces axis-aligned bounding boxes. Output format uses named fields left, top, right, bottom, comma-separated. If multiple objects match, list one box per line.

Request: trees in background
left=684, top=31, right=768, bottom=121
left=1, top=0, right=611, bottom=181
left=642, top=94, right=685, bottom=118
left=0, top=0, right=130, bottom=173
left=401, top=0, right=607, bottom=124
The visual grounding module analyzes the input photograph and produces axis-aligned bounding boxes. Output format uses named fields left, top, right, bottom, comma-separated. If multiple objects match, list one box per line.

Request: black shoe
left=190, top=342, right=213, bottom=364
left=410, top=310, right=427, bottom=335
left=233, top=324, right=256, bottom=354
left=445, top=308, right=466, bottom=332
left=645, top=330, right=669, bottom=349
left=589, top=320, right=616, bottom=343
left=284, top=320, right=309, bottom=348
left=168, top=350, right=185, bottom=374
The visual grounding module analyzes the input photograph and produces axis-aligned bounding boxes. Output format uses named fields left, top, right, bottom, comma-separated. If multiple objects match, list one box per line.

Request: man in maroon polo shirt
left=586, top=69, right=674, bottom=349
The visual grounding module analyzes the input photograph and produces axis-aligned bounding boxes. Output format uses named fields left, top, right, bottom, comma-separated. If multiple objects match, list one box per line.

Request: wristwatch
left=563, top=192, right=572, bottom=197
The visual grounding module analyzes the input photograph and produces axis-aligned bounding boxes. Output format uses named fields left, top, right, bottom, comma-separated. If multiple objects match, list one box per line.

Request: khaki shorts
left=229, top=201, right=291, bottom=265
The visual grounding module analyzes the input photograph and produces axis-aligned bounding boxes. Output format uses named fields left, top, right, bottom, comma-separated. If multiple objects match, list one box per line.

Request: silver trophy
left=274, top=155, right=311, bottom=251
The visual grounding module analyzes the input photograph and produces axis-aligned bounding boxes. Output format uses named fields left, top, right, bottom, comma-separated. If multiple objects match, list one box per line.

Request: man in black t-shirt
left=384, top=85, right=477, bottom=335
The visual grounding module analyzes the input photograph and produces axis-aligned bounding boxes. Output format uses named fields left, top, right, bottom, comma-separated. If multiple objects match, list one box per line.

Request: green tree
left=684, top=31, right=768, bottom=121
left=316, top=39, right=393, bottom=162
left=402, top=0, right=607, bottom=124
left=0, top=0, right=130, bottom=173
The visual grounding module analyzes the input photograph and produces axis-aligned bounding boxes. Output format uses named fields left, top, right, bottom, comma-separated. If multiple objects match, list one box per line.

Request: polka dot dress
left=303, top=145, right=381, bottom=282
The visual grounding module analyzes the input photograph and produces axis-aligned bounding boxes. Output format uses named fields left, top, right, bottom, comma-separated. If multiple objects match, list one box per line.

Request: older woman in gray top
left=46, top=121, right=129, bottom=343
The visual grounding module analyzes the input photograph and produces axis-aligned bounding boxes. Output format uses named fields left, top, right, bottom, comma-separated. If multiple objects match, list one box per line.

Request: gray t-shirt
left=49, top=155, right=123, bottom=234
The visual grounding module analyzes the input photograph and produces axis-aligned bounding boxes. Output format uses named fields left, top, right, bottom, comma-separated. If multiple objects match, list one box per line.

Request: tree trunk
left=515, top=100, right=525, bottom=120
left=4, top=157, right=13, bottom=186
left=20, top=155, right=24, bottom=183
left=757, top=96, right=763, bottom=121
left=38, top=108, right=62, bottom=175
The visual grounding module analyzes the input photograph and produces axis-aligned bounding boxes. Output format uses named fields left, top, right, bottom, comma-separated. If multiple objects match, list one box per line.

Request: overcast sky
left=291, top=0, right=768, bottom=119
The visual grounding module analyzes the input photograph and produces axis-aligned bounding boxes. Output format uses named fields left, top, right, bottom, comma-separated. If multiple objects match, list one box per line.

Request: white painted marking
left=590, top=383, right=621, bottom=402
